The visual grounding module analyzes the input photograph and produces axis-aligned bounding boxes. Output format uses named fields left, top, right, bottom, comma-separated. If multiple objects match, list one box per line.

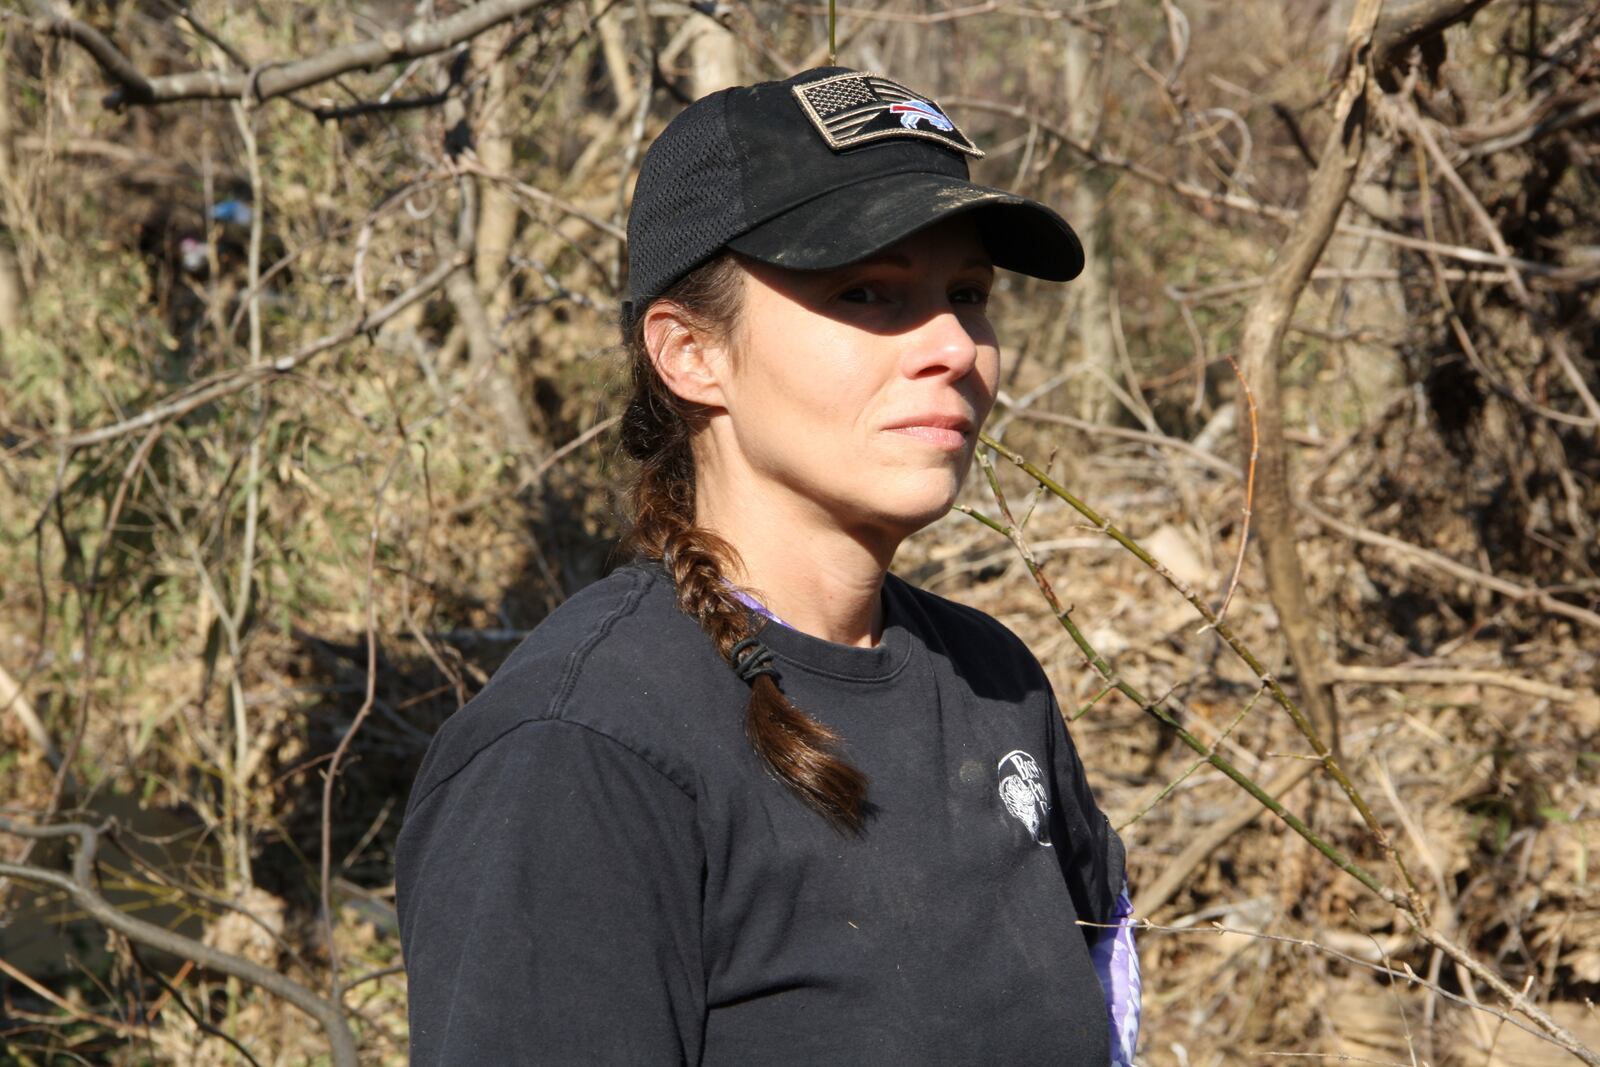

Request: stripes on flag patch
left=791, top=72, right=983, bottom=158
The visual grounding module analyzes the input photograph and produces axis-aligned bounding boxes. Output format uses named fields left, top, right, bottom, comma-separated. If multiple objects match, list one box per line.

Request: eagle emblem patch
left=792, top=72, right=983, bottom=157
left=998, top=749, right=1053, bottom=847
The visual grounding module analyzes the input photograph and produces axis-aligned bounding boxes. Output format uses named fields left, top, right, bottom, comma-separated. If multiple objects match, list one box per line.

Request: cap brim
left=725, top=172, right=1084, bottom=282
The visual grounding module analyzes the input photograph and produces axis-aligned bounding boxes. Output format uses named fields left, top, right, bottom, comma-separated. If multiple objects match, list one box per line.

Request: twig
left=1394, top=97, right=1600, bottom=429
left=1118, top=684, right=1269, bottom=832
left=28, top=0, right=557, bottom=109
left=0, top=818, right=359, bottom=1066
left=999, top=405, right=1236, bottom=477
left=1466, top=92, right=1600, bottom=156
left=979, top=432, right=1421, bottom=908
left=524, top=415, right=622, bottom=490
left=1131, top=759, right=1317, bottom=916
left=1170, top=264, right=1527, bottom=304
left=1001, top=405, right=1600, bottom=634
left=0, top=955, right=155, bottom=1040
left=956, top=483, right=1395, bottom=905
left=1330, top=664, right=1591, bottom=705
left=455, top=158, right=627, bottom=241
left=1302, top=503, right=1600, bottom=632
left=319, top=398, right=416, bottom=996
left=23, top=1, right=153, bottom=98
left=1126, top=917, right=1553, bottom=1048
left=0, top=660, right=60, bottom=769
left=227, top=85, right=266, bottom=891
left=125, top=939, right=268, bottom=1067
left=342, top=963, right=406, bottom=995
left=1409, top=922, right=1600, bottom=1066
left=945, top=96, right=1559, bottom=280
left=55, top=252, right=468, bottom=450
left=1210, top=354, right=1256, bottom=628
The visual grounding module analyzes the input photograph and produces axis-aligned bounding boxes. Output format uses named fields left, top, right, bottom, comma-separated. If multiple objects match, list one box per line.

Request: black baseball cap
left=622, top=67, right=1083, bottom=331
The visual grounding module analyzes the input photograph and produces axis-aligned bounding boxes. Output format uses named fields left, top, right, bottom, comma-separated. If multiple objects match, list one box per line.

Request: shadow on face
left=732, top=215, right=999, bottom=346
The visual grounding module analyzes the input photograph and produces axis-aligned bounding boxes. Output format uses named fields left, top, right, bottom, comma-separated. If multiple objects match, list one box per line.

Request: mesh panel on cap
left=625, top=92, right=748, bottom=315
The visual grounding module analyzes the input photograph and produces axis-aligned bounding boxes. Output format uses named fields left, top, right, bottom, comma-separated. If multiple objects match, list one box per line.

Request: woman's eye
left=952, top=285, right=990, bottom=306
left=838, top=285, right=884, bottom=304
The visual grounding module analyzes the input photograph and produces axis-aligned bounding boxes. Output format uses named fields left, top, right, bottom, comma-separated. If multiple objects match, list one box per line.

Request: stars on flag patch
left=791, top=72, right=983, bottom=158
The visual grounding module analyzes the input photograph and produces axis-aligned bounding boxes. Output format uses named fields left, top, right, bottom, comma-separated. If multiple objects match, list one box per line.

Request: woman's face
left=707, top=216, right=1000, bottom=545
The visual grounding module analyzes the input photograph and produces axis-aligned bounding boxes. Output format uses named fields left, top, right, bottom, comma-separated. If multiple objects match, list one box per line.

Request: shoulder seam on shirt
left=405, top=568, right=663, bottom=813
left=547, top=565, right=654, bottom=718
left=410, top=714, right=697, bottom=813
left=519, top=717, right=698, bottom=800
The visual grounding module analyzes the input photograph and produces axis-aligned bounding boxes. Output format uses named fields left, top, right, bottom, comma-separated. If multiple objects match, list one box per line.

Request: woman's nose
left=900, top=306, right=982, bottom=381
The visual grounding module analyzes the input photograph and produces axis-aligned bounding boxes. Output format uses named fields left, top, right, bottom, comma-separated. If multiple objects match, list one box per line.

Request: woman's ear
left=642, top=302, right=730, bottom=410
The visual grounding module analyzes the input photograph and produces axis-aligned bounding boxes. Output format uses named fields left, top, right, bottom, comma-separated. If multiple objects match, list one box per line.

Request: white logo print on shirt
left=997, top=750, right=1052, bottom=847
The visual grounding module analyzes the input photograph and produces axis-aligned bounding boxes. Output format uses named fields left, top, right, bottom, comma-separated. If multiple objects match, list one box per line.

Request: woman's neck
left=696, top=484, right=895, bottom=649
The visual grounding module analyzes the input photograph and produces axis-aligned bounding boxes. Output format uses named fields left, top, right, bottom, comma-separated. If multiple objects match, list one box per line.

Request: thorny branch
left=980, top=430, right=1425, bottom=910
left=967, top=437, right=1600, bottom=1064
left=1119, top=917, right=1551, bottom=1046
left=960, top=448, right=1393, bottom=905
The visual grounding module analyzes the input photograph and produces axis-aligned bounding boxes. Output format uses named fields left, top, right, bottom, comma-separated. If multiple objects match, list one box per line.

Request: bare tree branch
left=27, top=0, right=557, bottom=109
left=1227, top=0, right=1507, bottom=778
left=1234, top=0, right=1387, bottom=765
left=1330, top=664, right=1594, bottom=706
left=1372, top=0, right=1495, bottom=84
left=0, top=660, right=60, bottom=768
left=0, top=817, right=359, bottom=1067
left=1411, top=922, right=1600, bottom=1066
left=53, top=251, right=468, bottom=450
left=947, top=96, right=1567, bottom=282
left=23, top=1, right=153, bottom=99
left=1302, top=503, right=1600, bottom=632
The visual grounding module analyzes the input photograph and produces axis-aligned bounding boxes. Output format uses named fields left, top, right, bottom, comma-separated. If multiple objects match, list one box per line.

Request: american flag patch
left=792, top=72, right=983, bottom=158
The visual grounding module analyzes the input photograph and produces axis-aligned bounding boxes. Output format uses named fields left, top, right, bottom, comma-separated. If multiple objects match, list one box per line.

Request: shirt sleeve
left=1044, top=694, right=1126, bottom=930
left=1043, top=695, right=1141, bottom=1065
left=396, top=719, right=706, bottom=1066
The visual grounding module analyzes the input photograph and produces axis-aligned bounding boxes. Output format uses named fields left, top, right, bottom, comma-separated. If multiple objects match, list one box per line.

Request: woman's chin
left=855, top=483, right=964, bottom=538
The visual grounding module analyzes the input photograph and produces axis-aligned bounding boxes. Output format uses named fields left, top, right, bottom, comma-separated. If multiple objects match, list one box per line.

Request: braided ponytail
left=620, top=254, right=869, bottom=833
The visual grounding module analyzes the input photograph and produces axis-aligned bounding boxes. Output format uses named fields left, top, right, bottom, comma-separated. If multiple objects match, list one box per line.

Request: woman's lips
left=883, top=415, right=974, bottom=450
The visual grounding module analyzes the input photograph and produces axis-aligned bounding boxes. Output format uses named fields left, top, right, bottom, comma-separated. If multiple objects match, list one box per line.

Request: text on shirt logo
left=997, top=749, right=1052, bottom=847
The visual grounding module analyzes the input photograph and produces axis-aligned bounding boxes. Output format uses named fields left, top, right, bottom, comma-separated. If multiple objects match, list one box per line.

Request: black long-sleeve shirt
left=396, top=562, right=1123, bottom=1065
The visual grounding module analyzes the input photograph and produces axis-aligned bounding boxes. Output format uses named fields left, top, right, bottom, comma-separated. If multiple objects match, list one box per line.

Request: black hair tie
left=730, top=637, right=779, bottom=685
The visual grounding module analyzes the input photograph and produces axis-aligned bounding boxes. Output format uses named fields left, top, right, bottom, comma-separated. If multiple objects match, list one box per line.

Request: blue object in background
left=212, top=199, right=253, bottom=226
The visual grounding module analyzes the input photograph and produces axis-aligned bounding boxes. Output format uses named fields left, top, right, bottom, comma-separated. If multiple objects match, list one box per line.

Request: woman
left=396, top=66, right=1138, bottom=1065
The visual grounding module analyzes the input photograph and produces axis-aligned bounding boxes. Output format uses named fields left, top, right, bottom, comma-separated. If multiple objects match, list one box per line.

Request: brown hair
left=619, top=253, right=869, bottom=833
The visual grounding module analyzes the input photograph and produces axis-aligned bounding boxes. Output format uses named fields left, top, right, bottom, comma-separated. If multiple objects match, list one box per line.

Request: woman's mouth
left=883, top=414, right=973, bottom=450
